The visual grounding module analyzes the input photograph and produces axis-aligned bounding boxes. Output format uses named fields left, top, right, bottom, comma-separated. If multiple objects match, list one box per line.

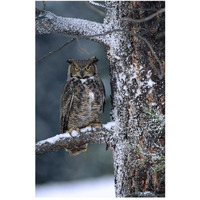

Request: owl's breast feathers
left=60, top=76, right=105, bottom=133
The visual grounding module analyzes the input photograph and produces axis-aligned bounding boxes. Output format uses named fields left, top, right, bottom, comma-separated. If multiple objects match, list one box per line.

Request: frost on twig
left=88, top=1, right=106, bottom=8
left=36, top=122, right=115, bottom=155
left=36, top=38, right=76, bottom=63
left=76, top=38, right=92, bottom=56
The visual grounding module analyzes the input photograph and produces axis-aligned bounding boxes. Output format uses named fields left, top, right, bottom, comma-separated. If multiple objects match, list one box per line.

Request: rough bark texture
left=104, top=1, right=165, bottom=197
left=36, top=1, right=165, bottom=197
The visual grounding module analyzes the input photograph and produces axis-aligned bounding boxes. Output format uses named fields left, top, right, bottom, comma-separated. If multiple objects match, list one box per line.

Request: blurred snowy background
left=36, top=176, right=115, bottom=197
left=36, top=1, right=114, bottom=197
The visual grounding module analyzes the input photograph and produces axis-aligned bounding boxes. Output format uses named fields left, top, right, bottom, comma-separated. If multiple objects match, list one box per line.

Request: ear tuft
left=67, top=59, right=73, bottom=64
left=91, top=56, right=98, bottom=63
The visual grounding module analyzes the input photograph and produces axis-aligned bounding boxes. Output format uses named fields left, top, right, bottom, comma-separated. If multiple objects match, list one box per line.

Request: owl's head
left=67, top=56, right=99, bottom=79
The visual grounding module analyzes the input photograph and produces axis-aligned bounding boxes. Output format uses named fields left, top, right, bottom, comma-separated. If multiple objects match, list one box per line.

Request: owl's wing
left=97, top=77, right=106, bottom=112
left=101, top=79, right=106, bottom=112
left=60, top=80, right=74, bottom=133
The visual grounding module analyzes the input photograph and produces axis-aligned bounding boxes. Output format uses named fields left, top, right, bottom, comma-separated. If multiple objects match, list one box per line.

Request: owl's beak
left=80, top=70, right=84, bottom=78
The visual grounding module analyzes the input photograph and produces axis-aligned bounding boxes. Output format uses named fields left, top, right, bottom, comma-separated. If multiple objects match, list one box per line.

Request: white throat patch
left=80, top=76, right=94, bottom=84
left=89, top=91, right=94, bottom=102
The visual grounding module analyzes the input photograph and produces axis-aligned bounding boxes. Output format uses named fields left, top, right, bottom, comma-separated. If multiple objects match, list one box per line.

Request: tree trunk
left=104, top=1, right=165, bottom=197
left=36, top=1, right=165, bottom=197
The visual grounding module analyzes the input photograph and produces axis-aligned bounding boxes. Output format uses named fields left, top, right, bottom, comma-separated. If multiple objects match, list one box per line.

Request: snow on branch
left=36, top=11, right=105, bottom=44
left=88, top=1, right=106, bottom=8
left=36, top=122, right=115, bottom=155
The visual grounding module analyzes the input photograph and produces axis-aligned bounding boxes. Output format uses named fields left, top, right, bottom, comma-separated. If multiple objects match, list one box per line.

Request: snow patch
left=131, top=71, right=137, bottom=79
left=71, top=130, right=79, bottom=137
left=119, top=73, right=126, bottom=82
left=89, top=1, right=105, bottom=8
left=80, top=126, right=92, bottom=132
left=103, top=121, right=116, bottom=130
left=37, top=133, right=71, bottom=145
left=137, top=191, right=156, bottom=197
left=115, top=55, right=121, bottom=60
left=147, top=79, right=155, bottom=87
left=140, top=65, right=144, bottom=70
left=45, top=11, right=56, bottom=20
left=146, top=70, right=152, bottom=79
left=135, top=89, right=141, bottom=97
left=36, top=176, right=115, bottom=197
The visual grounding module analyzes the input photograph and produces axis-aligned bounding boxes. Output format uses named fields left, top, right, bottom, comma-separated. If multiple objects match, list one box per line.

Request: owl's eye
left=85, top=65, right=91, bottom=71
left=74, top=66, right=79, bottom=71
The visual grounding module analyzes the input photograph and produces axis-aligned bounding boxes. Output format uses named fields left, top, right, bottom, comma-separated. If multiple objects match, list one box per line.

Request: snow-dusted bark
left=36, top=122, right=115, bottom=155
left=103, top=1, right=165, bottom=197
left=36, top=1, right=165, bottom=197
left=36, top=10, right=106, bottom=44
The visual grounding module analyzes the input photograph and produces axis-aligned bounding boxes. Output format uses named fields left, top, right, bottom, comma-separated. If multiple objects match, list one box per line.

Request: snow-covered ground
left=36, top=176, right=115, bottom=198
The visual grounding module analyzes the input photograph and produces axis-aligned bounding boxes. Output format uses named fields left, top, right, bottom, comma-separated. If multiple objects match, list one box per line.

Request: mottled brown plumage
left=60, top=56, right=106, bottom=156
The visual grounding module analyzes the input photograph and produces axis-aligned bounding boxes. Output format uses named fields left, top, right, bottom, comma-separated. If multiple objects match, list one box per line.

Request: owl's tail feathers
left=65, top=144, right=88, bottom=156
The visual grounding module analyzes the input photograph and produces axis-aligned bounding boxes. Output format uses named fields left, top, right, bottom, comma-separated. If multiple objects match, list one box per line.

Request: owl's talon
left=88, top=123, right=101, bottom=136
left=69, top=132, right=73, bottom=138
left=75, top=128, right=80, bottom=132
left=67, top=128, right=79, bottom=138
left=88, top=123, right=102, bottom=128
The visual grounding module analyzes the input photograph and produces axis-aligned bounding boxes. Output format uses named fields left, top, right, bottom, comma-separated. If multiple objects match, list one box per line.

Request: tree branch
left=36, top=10, right=164, bottom=79
left=36, top=122, right=115, bottom=155
left=42, top=1, right=46, bottom=11
left=59, top=28, right=164, bottom=79
left=136, top=34, right=164, bottom=79
left=85, top=2, right=105, bottom=17
left=36, top=38, right=76, bottom=63
left=88, top=1, right=106, bottom=8
left=76, top=38, right=92, bottom=56
left=123, top=8, right=165, bottom=23
left=36, top=11, right=105, bottom=44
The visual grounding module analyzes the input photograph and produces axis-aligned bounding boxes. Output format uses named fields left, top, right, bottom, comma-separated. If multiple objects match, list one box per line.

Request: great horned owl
left=60, top=56, right=106, bottom=156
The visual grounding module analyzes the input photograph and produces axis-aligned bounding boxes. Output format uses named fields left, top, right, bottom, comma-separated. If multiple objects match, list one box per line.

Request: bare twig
left=76, top=38, right=92, bottom=56
left=136, top=34, right=164, bottom=79
left=36, top=122, right=115, bottom=155
left=43, top=1, right=46, bottom=11
left=36, top=38, right=75, bottom=63
left=36, top=1, right=46, bottom=19
left=88, top=1, right=106, bottom=8
left=59, top=29, right=164, bottom=79
left=123, top=8, right=165, bottom=23
left=130, top=8, right=162, bottom=11
left=85, top=2, right=105, bottom=17
left=36, top=10, right=164, bottom=78
left=138, top=18, right=164, bottom=36
left=35, top=8, right=46, bottom=20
